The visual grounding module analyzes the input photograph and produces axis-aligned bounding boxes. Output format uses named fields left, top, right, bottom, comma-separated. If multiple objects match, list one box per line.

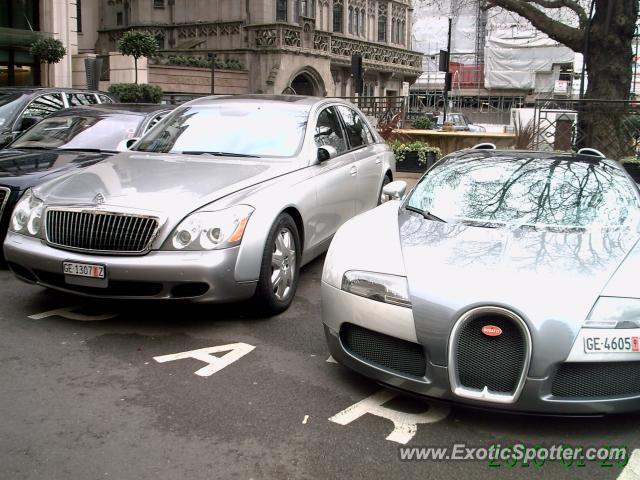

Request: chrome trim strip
left=44, top=207, right=162, bottom=255
left=0, top=187, right=11, bottom=221
left=447, top=306, right=532, bottom=405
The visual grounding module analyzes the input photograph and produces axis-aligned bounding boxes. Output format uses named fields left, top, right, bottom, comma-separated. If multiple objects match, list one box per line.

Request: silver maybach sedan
left=322, top=149, right=640, bottom=414
left=3, top=95, right=395, bottom=315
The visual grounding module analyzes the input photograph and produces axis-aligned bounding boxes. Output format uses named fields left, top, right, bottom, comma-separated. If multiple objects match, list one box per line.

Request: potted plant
left=442, top=121, right=455, bottom=132
left=620, top=157, right=640, bottom=183
left=390, top=140, right=442, bottom=173
left=411, top=115, right=435, bottom=130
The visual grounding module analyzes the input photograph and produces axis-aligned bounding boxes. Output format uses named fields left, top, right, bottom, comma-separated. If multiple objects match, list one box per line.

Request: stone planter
left=396, top=151, right=438, bottom=173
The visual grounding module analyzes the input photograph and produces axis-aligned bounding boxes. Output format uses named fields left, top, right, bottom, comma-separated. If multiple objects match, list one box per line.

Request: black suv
left=0, top=87, right=113, bottom=147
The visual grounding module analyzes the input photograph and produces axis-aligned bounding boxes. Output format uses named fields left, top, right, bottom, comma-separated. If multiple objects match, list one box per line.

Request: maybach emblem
left=93, top=192, right=105, bottom=205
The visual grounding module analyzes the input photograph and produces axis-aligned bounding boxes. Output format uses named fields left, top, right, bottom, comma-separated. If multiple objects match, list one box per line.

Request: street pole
left=443, top=18, right=452, bottom=124
left=208, top=52, right=216, bottom=95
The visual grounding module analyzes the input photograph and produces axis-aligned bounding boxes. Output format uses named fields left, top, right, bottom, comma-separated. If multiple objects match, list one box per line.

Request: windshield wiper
left=58, top=148, right=116, bottom=153
left=180, top=151, right=260, bottom=158
left=405, top=205, right=446, bottom=223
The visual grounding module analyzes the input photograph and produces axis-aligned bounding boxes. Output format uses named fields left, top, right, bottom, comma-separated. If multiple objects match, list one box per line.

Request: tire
left=378, top=174, right=392, bottom=205
left=252, top=213, right=301, bottom=316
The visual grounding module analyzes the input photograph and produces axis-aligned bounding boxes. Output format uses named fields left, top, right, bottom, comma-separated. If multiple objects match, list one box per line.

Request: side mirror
left=19, top=116, right=41, bottom=131
left=116, top=137, right=140, bottom=152
left=318, top=145, right=338, bottom=162
left=382, top=180, right=407, bottom=201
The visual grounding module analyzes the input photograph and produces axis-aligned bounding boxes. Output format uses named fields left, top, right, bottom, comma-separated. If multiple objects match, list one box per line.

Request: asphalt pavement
left=1, top=256, right=639, bottom=480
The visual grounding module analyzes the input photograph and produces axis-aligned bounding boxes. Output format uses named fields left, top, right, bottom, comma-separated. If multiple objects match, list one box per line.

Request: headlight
left=165, top=205, right=254, bottom=251
left=585, top=297, right=640, bottom=328
left=10, top=189, right=44, bottom=237
left=341, top=270, right=412, bottom=308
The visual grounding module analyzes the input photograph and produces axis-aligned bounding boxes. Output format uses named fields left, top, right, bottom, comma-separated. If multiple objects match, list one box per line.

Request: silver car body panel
left=5, top=96, right=395, bottom=301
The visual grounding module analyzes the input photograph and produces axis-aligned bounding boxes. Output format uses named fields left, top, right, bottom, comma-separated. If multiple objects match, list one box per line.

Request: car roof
left=445, top=148, right=616, bottom=164
left=183, top=94, right=355, bottom=109
left=47, top=103, right=174, bottom=117
left=0, top=87, right=107, bottom=95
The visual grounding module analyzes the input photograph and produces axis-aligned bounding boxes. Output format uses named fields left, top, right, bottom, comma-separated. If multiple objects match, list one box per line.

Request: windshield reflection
left=407, top=154, right=640, bottom=229
left=134, top=105, right=309, bottom=158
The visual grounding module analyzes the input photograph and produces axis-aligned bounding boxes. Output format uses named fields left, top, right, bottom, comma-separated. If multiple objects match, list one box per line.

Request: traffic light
left=351, top=54, right=363, bottom=94
left=439, top=49, right=450, bottom=73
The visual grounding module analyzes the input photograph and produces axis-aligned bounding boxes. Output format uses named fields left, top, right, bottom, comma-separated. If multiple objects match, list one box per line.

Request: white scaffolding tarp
left=484, top=31, right=574, bottom=90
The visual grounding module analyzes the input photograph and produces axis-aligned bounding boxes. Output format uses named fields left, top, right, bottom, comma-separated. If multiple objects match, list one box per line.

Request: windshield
left=134, top=104, right=309, bottom=157
left=11, top=113, right=143, bottom=151
left=406, top=155, right=640, bottom=229
left=0, top=93, right=27, bottom=129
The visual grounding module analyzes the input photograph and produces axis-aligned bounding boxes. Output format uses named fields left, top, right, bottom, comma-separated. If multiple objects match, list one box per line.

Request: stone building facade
left=96, top=0, right=422, bottom=96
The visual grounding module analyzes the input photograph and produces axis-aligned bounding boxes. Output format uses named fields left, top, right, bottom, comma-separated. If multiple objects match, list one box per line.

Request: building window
left=378, top=11, right=387, bottom=42
left=348, top=6, right=353, bottom=34
left=116, top=11, right=123, bottom=26
left=333, top=0, right=343, bottom=32
left=153, top=0, right=164, bottom=7
left=360, top=9, right=365, bottom=36
left=354, top=8, right=359, bottom=36
left=276, top=0, right=287, bottom=21
left=76, top=0, right=82, bottom=32
left=401, top=20, right=406, bottom=45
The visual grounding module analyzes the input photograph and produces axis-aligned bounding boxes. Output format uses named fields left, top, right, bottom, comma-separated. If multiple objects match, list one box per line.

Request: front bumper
left=3, top=231, right=257, bottom=302
left=322, top=281, right=640, bottom=415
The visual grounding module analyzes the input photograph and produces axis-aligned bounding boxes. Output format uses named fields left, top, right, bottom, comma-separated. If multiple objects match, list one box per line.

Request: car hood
left=0, top=148, right=109, bottom=190
left=398, top=213, right=640, bottom=373
left=35, top=151, right=298, bottom=219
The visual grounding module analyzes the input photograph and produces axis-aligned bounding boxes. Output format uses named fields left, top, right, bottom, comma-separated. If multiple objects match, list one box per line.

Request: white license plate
left=63, top=262, right=106, bottom=280
left=583, top=333, right=640, bottom=354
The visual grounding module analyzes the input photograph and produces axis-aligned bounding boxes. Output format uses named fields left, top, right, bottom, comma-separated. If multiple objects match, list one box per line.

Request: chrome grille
left=45, top=209, right=159, bottom=254
left=0, top=187, right=9, bottom=220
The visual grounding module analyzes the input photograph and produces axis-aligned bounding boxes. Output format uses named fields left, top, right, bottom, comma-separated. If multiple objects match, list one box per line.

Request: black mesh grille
left=340, top=323, right=427, bottom=378
left=552, top=362, right=640, bottom=398
left=456, top=315, right=527, bottom=394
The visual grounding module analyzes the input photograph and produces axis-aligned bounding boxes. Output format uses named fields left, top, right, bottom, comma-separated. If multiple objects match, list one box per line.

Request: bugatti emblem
left=481, top=325, right=502, bottom=337
left=93, top=192, right=105, bottom=205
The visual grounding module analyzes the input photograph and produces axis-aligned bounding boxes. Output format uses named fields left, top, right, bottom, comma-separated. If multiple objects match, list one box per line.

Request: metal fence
left=332, top=96, right=406, bottom=126
left=531, top=99, right=640, bottom=160
left=160, top=93, right=209, bottom=105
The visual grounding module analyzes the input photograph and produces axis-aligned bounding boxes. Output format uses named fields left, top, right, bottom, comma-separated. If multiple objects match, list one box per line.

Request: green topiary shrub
left=30, top=37, right=66, bottom=87
left=412, top=115, right=435, bottom=130
left=117, top=30, right=159, bottom=83
left=108, top=83, right=163, bottom=103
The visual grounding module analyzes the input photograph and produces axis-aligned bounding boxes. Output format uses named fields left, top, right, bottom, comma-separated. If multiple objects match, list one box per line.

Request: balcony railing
left=246, top=24, right=422, bottom=75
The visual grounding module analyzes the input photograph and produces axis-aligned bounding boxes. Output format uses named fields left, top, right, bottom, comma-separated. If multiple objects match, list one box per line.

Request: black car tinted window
left=22, top=93, right=64, bottom=119
left=67, top=93, right=98, bottom=106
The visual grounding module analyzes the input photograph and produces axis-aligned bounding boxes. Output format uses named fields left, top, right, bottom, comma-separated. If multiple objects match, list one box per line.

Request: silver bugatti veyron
left=322, top=148, right=640, bottom=414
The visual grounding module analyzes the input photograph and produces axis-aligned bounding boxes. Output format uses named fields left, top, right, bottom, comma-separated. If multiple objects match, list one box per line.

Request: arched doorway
left=283, top=68, right=326, bottom=96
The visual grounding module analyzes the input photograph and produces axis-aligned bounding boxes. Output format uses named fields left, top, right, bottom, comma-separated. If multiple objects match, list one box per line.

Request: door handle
left=349, top=165, right=358, bottom=176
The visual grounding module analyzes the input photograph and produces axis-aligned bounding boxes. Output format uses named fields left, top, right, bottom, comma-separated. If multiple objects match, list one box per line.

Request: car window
left=98, top=94, right=113, bottom=104
left=314, top=106, right=347, bottom=155
left=336, top=106, right=368, bottom=149
left=143, top=112, right=169, bottom=134
left=407, top=156, right=640, bottom=229
left=12, top=113, right=143, bottom=151
left=0, top=93, right=28, bottom=129
left=22, top=93, right=65, bottom=119
left=67, top=93, right=98, bottom=106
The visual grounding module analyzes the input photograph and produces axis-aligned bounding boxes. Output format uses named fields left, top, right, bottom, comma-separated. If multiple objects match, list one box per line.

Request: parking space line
left=329, top=389, right=450, bottom=444
left=29, top=305, right=119, bottom=321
